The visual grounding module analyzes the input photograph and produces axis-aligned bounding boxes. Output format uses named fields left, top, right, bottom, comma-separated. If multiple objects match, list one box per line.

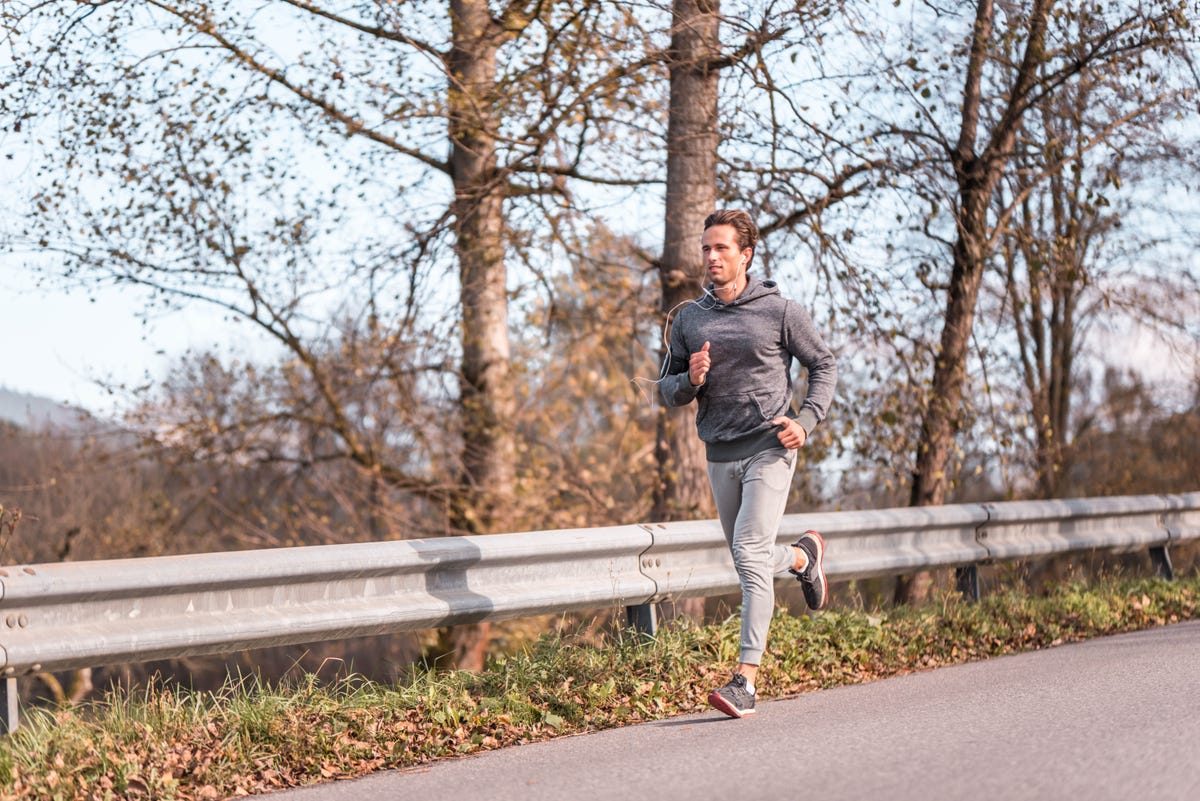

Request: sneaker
left=790, top=529, right=828, bottom=610
left=708, top=673, right=756, bottom=718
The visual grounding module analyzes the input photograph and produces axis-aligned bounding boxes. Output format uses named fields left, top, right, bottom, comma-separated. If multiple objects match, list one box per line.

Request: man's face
left=701, top=224, right=750, bottom=289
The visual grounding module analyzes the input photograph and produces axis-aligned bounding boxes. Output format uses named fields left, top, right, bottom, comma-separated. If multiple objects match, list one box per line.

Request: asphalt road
left=267, top=620, right=1200, bottom=801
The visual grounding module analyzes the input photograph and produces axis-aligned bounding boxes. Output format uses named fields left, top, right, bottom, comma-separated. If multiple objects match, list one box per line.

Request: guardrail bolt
left=4, top=616, right=14, bottom=629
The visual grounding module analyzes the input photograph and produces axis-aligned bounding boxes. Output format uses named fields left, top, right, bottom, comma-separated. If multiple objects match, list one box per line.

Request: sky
left=2, top=2, right=1195, bottom=422
left=0, top=266, right=241, bottom=415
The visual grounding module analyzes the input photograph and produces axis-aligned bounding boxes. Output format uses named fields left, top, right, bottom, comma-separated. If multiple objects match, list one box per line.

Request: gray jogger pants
left=707, top=447, right=798, bottom=665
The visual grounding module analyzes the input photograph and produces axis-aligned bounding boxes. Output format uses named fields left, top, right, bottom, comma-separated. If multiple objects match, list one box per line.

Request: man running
left=660, top=209, right=838, bottom=718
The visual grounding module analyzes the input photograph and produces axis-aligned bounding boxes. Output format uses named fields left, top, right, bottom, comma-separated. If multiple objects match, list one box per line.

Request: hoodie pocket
left=696, top=392, right=778, bottom=442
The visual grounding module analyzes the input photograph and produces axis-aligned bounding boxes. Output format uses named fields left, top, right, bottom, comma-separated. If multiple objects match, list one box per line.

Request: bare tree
left=2, top=0, right=657, bottom=668
left=849, top=0, right=1198, bottom=602
left=995, top=45, right=1200, bottom=499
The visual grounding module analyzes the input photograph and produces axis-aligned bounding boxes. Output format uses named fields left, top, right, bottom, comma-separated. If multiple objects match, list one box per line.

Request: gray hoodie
left=659, top=278, right=838, bottom=462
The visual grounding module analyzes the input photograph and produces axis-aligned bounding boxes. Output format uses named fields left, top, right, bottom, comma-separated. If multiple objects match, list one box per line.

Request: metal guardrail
left=0, top=525, right=654, bottom=675
left=1, top=492, right=1197, bottom=731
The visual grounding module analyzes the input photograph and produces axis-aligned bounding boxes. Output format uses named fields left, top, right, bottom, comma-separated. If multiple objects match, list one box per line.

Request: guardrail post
left=1, top=678, right=18, bottom=734
left=956, top=565, right=980, bottom=602
left=1149, top=545, right=1174, bottom=580
left=625, top=603, right=657, bottom=639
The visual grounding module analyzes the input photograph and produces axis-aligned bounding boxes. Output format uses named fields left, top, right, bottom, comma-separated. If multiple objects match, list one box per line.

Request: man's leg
left=706, top=448, right=798, bottom=718
left=707, top=448, right=798, bottom=671
left=728, top=448, right=797, bottom=666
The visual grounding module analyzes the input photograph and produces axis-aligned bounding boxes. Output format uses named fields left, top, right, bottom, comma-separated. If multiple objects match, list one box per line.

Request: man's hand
left=772, top=416, right=807, bottom=450
left=689, top=341, right=711, bottom=386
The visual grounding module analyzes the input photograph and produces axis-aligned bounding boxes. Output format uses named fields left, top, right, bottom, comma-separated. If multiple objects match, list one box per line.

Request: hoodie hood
left=705, top=277, right=781, bottom=307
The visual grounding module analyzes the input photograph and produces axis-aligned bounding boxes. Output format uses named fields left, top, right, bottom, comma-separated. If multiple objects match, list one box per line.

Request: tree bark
left=652, top=0, right=722, bottom=624
left=1009, top=160, right=1082, bottom=501
left=900, top=0, right=1051, bottom=604
left=653, top=0, right=721, bottom=526
left=438, top=0, right=517, bottom=669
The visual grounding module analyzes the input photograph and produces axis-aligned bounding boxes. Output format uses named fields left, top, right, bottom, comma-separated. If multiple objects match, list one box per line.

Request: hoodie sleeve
left=659, top=309, right=702, bottom=407
left=783, top=300, right=838, bottom=435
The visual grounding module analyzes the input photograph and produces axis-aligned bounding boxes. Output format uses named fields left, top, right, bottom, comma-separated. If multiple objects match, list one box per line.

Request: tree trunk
left=1006, top=88, right=1090, bottom=503
left=653, top=0, right=721, bottom=526
left=1035, top=130, right=1082, bottom=500
left=909, top=188, right=991, bottom=511
left=437, top=0, right=516, bottom=670
left=898, top=186, right=991, bottom=604
left=899, top=0, right=1051, bottom=604
left=652, top=0, right=722, bottom=625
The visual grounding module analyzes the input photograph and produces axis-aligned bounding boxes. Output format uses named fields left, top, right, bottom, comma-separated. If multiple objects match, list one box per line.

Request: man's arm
left=783, top=300, right=838, bottom=435
left=659, top=315, right=705, bottom=407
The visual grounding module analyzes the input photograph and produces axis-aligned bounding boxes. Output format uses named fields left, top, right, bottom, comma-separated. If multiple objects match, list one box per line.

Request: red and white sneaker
left=708, top=673, right=757, bottom=718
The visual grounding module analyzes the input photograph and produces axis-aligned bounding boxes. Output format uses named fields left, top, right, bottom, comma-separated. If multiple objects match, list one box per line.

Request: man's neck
left=714, top=276, right=748, bottom=301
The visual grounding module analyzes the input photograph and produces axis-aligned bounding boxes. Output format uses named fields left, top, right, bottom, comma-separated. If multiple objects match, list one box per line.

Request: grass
left=1, top=573, right=1197, bottom=799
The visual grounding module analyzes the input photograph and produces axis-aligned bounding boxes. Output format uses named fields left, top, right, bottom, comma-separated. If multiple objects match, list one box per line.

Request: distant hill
left=0, top=387, right=94, bottom=430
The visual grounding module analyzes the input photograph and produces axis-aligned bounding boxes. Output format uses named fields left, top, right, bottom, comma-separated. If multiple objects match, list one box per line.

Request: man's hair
left=704, top=209, right=758, bottom=270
